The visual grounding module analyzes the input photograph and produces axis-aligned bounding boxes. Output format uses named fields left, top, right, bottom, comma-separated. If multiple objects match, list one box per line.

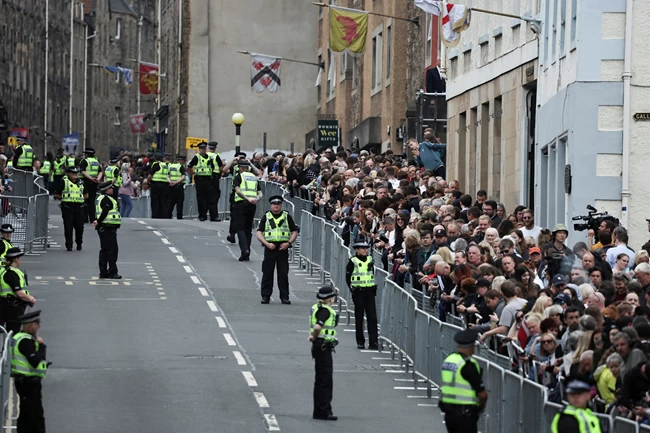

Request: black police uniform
left=208, top=143, right=224, bottom=219
left=187, top=148, right=218, bottom=221
left=345, top=248, right=379, bottom=349
left=0, top=267, right=32, bottom=335
left=232, top=164, right=260, bottom=260
left=96, top=184, right=121, bottom=279
left=311, top=286, right=338, bottom=421
left=78, top=154, right=99, bottom=223
left=12, top=143, right=34, bottom=172
left=167, top=159, right=187, bottom=219
left=54, top=172, right=85, bottom=251
left=149, top=158, right=169, bottom=219
left=258, top=197, right=297, bottom=304
left=0, top=224, right=14, bottom=258
left=12, top=310, right=47, bottom=433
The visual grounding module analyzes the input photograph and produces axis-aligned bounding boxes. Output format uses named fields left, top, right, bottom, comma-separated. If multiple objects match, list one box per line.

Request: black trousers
left=52, top=175, right=63, bottom=194
left=150, top=182, right=169, bottom=219
left=444, top=411, right=478, bottom=433
left=61, top=204, right=84, bottom=249
left=312, top=342, right=334, bottom=418
left=351, top=289, right=378, bottom=346
left=97, top=226, right=119, bottom=275
left=15, top=376, right=45, bottom=433
left=228, top=191, right=236, bottom=235
left=168, top=185, right=185, bottom=219
left=41, top=175, right=50, bottom=192
left=83, top=181, right=97, bottom=223
left=232, top=201, right=256, bottom=253
left=0, top=299, right=27, bottom=334
left=195, top=176, right=216, bottom=220
left=261, top=247, right=289, bottom=300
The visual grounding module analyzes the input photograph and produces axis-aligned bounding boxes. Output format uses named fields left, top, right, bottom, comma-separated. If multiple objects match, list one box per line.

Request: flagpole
left=236, top=51, right=324, bottom=68
left=311, top=2, right=420, bottom=25
left=470, top=7, right=539, bottom=22
left=136, top=16, right=143, bottom=153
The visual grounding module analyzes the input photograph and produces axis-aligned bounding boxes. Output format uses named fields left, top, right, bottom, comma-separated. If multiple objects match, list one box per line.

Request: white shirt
left=606, top=244, right=635, bottom=269
left=520, top=225, right=542, bottom=243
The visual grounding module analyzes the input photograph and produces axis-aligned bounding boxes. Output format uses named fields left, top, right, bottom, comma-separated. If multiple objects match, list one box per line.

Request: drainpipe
left=621, top=0, right=633, bottom=228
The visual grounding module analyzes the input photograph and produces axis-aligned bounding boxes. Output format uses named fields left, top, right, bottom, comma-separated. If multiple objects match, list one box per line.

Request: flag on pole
left=104, top=66, right=134, bottom=85
left=413, top=0, right=471, bottom=47
left=250, top=53, right=282, bottom=93
left=129, top=114, right=147, bottom=134
left=329, top=6, right=369, bottom=55
left=139, top=62, right=159, bottom=95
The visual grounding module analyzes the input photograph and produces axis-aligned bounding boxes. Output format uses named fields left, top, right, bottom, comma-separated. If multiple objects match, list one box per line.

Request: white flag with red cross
left=250, top=53, right=282, bottom=93
left=414, top=0, right=471, bottom=47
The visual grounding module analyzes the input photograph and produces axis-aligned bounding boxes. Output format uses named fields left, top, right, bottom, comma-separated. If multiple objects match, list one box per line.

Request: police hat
left=84, top=147, right=95, bottom=154
left=197, top=142, right=208, bottom=149
left=98, top=182, right=113, bottom=192
left=565, top=380, right=591, bottom=394
left=5, top=247, right=24, bottom=259
left=269, top=195, right=283, bottom=204
left=56, top=148, right=64, bottom=155
left=0, top=224, right=14, bottom=234
left=154, top=153, right=163, bottom=160
left=16, top=310, right=41, bottom=325
left=163, top=153, right=171, bottom=158
left=236, top=152, right=248, bottom=159
left=176, top=154, right=187, bottom=160
left=109, top=158, right=119, bottom=164
left=66, top=167, right=79, bottom=173
left=207, top=141, right=218, bottom=148
left=352, top=241, right=370, bottom=249
left=454, top=329, right=478, bottom=348
left=316, top=284, right=337, bottom=300
left=237, top=160, right=251, bottom=167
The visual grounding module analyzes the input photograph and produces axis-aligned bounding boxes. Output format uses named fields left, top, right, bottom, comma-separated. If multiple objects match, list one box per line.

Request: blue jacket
left=417, top=141, right=446, bottom=171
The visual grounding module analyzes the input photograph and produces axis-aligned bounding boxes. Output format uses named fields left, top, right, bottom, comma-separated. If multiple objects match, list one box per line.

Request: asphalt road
left=22, top=200, right=444, bottom=432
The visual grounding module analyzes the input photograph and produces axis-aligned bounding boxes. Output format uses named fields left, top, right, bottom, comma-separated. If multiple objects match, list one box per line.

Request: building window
left=425, top=14, right=432, bottom=64
left=114, top=107, right=121, bottom=126
left=317, top=54, right=322, bottom=107
left=560, top=0, right=566, bottom=55
left=326, top=50, right=336, bottom=99
left=371, top=26, right=383, bottom=93
left=552, top=0, right=558, bottom=59
left=570, top=0, right=577, bottom=47
left=543, top=0, right=550, bottom=65
left=386, top=21, right=392, bottom=84
left=115, top=18, right=122, bottom=40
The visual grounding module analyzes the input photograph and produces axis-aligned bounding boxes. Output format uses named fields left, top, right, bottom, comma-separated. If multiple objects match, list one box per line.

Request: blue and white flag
left=104, top=66, right=134, bottom=85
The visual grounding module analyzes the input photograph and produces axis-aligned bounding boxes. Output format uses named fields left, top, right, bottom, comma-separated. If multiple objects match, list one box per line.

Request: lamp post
left=232, top=113, right=245, bottom=155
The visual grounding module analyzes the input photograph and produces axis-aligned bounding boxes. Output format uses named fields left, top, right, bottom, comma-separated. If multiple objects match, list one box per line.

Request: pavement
left=11, top=200, right=445, bottom=432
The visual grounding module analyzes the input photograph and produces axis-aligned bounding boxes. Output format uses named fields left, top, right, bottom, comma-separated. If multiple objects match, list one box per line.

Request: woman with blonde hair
left=579, top=284, right=595, bottom=303
left=436, top=247, right=454, bottom=265
left=531, top=296, right=552, bottom=316
left=478, top=240, right=496, bottom=259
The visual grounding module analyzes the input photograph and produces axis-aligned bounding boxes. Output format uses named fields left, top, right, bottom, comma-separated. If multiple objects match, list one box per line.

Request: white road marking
left=161, top=238, right=171, bottom=245
left=137, top=220, right=146, bottom=224
left=372, top=357, right=392, bottom=360
left=159, top=292, right=166, bottom=296
left=191, top=276, right=201, bottom=284
left=160, top=296, right=167, bottom=300
left=264, top=414, right=280, bottom=431
left=169, top=247, right=179, bottom=253
left=176, top=255, right=186, bottom=263
left=407, top=395, right=429, bottom=399
left=145, top=226, right=154, bottom=230
left=106, top=298, right=166, bottom=301
left=418, top=403, right=437, bottom=407
left=197, top=287, right=208, bottom=297
left=223, top=333, right=236, bottom=346
left=384, top=370, right=407, bottom=374
left=242, top=371, right=258, bottom=387
left=183, top=265, right=193, bottom=273
left=380, top=364, right=401, bottom=367
left=215, top=317, right=226, bottom=328
left=233, top=351, right=246, bottom=365
left=253, top=392, right=270, bottom=408
left=153, top=231, right=162, bottom=236
left=207, top=300, right=218, bottom=312
left=394, top=386, right=428, bottom=390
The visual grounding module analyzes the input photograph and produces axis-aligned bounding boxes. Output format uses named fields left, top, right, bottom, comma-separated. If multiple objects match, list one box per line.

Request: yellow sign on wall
left=185, top=137, right=208, bottom=149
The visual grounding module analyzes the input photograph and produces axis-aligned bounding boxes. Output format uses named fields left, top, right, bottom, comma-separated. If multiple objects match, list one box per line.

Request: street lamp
left=232, top=113, right=245, bottom=155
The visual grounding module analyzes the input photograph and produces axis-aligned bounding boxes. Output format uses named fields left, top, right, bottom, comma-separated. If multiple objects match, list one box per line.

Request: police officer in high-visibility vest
left=54, top=167, right=88, bottom=251
left=309, top=285, right=339, bottom=421
left=232, top=160, right=261, bottom=261
left=67, top=154, right=77, bottom=169
left=256, top=195, right=298, bottom=304
left=440, top=329, right=488, bottom=433
left=551, top=380, right=602, bottom=433
left=79, top=147, right=102, bottom=223
left=223, top=153, right=260, bottom=243
left=94, top=182, right=122, bottom=279
left=345, top=241, right=379, bottom=350
left=0, top=248, right=36, bottom=334
left=11, top=309, right=48, bottom=433
left=103, top=158, right=122, bottom=200
left=38, top=157, right=51, bottom=190
left=0, top=224, right=14, bottom=258
left=148, top=153, right=169, bottom=219
left=167, top=154, right=187, bottom=219
left=52, top=149, right=67, bottom=193
left=187, top=142, right=217, bottom=221
left=207, top=142, right=224, bottom=221
left=12, top=137, right=34, bottom=171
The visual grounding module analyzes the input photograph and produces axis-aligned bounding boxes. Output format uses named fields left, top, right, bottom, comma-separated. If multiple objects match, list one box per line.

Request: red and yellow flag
left=139, top=61, right=159, bottom=95
left=329, top=6, right=368, bottom=55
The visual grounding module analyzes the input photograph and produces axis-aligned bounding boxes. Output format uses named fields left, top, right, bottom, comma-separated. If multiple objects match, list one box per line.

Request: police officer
left=232, top=160, right=261, bottom=261
left=187, top=143, right=218, bottom=221
left=0, top=248, right=36, bottom=334
left=0, top=224, right=14, bottom=258
left=223, top=153, right=260, bottom=243
left=148, top=153, right=169, bottom=219
left=52, top=149, right=67, bottom=193
left=11, top=310, right=48, bottom=433
left=38, top=157, right=51, bottom=189
left=66, top=153, right=77, bottom=169
left=439, top=329, right=487, bottom=433
left=309, top=285, right=339, bottom=421
left=207, top=142, right=224, bottom=221
left=345, top=241, right=378, bottom=350
left=256, top=195, right=298, bottom=304
left=79, top=147, right=102, bottom=223
left=103, top=158, right=122, bottom=200
left=12, top=137, right=34, bottom=171
left=167, top=155, right=187, bottom=219
left=551, top=380, right=602, bottom=433
left=54, top=167, right=87, bottom=251
left=94, top=182, right=122, bottom=279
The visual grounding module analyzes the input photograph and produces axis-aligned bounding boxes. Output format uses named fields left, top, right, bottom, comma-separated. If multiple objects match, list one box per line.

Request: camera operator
left=587, top=218, right=617, bottom=251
